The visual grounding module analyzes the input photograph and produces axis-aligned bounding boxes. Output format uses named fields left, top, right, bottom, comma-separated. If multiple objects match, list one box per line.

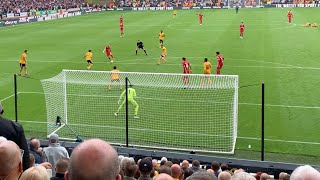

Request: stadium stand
left=0, top=0, right=85, bottom=14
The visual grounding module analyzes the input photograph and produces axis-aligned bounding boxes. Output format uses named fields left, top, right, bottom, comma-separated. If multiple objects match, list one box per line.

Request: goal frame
left=42, top=69, right=239, bottom=154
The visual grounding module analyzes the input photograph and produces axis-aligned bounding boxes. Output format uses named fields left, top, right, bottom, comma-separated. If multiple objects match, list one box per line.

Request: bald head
left=152, top=159, right=158, bottom=168
left=0, top=140, right=23, bottom=179
left=218, top=171, right=231, bottom=180
left=290, top=165, right=320, bottom=180
left=181, top=160, right=189, bottom=169
left=29, top=138, right=40, bottom=150
left=171, top=164, right=182, bottom=178
left=154, top=173, right=174, bottom=180
left=207, top=169, right=214, bottom=176
left=66, top=139, right=120, bottom=180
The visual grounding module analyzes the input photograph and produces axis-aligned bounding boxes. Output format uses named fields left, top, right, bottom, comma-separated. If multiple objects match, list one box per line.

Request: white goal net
left=41, top=70, right=238, bottom=154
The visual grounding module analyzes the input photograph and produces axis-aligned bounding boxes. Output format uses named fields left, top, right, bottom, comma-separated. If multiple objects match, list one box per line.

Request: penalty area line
left=1, top=93, right=20, bottom=102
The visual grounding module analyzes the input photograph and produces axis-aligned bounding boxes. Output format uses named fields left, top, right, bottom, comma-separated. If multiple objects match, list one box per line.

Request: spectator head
left=290, top=165, right=320, bottom=180
left=154, top=173, right=174, bottom=180
left=259, top=173, right=271, bottom=180
left=231, top=172, right=255, bottom=180
left=221, top=163, right=229, bottom=171
left=159, top=165, right=172, bottom=175
left=29, top=138, right=40, bottom=150
left=29, top=153, right=35, bottom=167
left=0, top=140, right=23, bottom=180
left=192, top=160, right=200, bottom=168
left=186, top=171, right=218, bottom=180
left=139, top=157, right=153, bottom=176
left=207, top=169, right=214, bottom=175
left=218, top=171, right=231, bottom=180
left=161, top=157, right=168, bottom=162
left=279, top=172, right=290, bottom=180
left=152, top=159, right=158, bottom=168
left=164, top=161, right=173, bottom=167
left=0, top=101, right=3, bottom=115
left=171, top=158, right=180, bottom=165
left=171, top=164, right=182, bottom=179
left=123, top=159, right=137, bottom=177
left=56, top=158, right=69, bottom=174
left=65, top=139, right=121, bottom=180
left=212, top=161, right=220, bottom=172
left=0, top=136, right=7, bottom=142
left=19, top=166, right=49, bottom=180
left=181, top=160, right=190, bottom=169
left=49, top=133, right=59, bottom=144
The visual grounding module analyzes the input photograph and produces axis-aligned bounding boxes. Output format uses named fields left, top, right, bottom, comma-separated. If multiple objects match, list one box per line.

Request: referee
left=136, top=40, right=148, bottom=55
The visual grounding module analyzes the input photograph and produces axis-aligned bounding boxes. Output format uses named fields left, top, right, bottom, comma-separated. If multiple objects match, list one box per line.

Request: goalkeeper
left=115, top=85, right=139, bottom=119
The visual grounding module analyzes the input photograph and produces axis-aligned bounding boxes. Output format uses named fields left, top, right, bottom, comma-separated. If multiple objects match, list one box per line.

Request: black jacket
left=0, top=116, right=30, bottom=171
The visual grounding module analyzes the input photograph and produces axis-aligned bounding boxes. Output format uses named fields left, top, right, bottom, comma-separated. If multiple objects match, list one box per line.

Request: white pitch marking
left=17, top=119, right=320, bottom=145
left=18, top=91, right=320, bottom=109
left=1, top=94, right=16, bottom=102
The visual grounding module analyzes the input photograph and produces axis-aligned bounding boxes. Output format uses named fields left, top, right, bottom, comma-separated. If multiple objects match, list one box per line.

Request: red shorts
left=240, top=29, right=244, bottom=33
left=120, top=28, right=123, bottom=31
left=106, top=52, right=112, bottom=56
left=217, top=63, right=223, bottom=69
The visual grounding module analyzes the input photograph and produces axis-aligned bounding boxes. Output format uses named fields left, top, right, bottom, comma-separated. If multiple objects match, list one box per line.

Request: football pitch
left=1, top=8, right=320, bottom=164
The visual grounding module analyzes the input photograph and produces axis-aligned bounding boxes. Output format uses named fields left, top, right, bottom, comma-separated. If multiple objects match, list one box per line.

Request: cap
left=49, top=133, right=59, bottom=141
left=139, top=158, right=153, bottom=173
left=0, top=101, right=3, bottom=114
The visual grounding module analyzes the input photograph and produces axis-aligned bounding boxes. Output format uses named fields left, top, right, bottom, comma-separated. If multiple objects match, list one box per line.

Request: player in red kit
left=287, top=10, right=293, bottom=23
left=216, top=52, right=224, bottom=75
left=181, top=57, right=192, bottom=86
left=120, top=24, right=124, bottom=37
left=103, top=45, right=114, bottom=63
left=197, top=13, right=203, bottom=25
left=120, top=15, right=124, bottom=24
left=240, top=22, right=245, bottom=39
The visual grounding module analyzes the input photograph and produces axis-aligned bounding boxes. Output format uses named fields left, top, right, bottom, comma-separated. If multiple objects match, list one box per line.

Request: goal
left=41, top=70, right=238, bottom=154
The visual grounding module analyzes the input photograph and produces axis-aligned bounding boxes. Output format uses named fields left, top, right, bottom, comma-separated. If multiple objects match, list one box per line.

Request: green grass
left=1, top=8, right=320, bottom=164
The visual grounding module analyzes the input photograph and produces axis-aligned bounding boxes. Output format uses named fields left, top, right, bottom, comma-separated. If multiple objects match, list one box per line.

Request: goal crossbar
left=41, top=70, right=239, bottom=154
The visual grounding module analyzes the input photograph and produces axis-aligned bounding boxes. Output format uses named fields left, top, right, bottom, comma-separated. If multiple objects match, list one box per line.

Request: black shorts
left=137, top=46, right=144, bottom=49
left=87, top=60, right=93, bottom=64
left=159, top=39, right=163, bottom=44
left=20, top=63, right=26, bottom=67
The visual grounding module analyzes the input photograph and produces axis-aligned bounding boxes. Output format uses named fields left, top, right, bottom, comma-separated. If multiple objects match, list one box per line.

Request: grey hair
left=186, top=171, right=218, bottom=180
left=231, top=172, right=255, bottom=180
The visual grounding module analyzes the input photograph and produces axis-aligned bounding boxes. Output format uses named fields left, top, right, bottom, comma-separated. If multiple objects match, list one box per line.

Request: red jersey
left=105, top=45, right=111, bottom=53
left=240, top=24, right=245, bottom=31
left=216, top=54, right=224, bottom=65
left=287, top=11, right=292, bottom=18
left=198, top=14, right=203, bottom=19
left=182, top=60, right=191, bottom=74
left=120, top=17, right=123, bottom=24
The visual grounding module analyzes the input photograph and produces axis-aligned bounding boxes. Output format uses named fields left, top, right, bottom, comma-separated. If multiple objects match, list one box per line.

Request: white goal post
left=41, top=70, right=238, bottom=154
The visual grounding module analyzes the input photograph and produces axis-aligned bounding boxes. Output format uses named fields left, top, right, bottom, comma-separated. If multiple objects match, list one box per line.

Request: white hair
left=231, top=172, right=255, bottom=180
left=161, top=157, right=167, bottom=162
left=291, top=165, right=320, bottom=180
left=0, top=136, right=7, bottom=142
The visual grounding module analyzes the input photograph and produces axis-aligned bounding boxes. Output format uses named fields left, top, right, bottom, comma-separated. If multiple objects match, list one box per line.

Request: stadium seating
left=0, top=0, right=85, bottom=14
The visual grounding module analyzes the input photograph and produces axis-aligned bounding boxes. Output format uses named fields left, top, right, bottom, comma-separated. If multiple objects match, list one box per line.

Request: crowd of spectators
left=1, top=101, right=320, bottom=180
left=0, top=0, right=86, bottom=14
left=114, top=0, right=221, bottom=8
